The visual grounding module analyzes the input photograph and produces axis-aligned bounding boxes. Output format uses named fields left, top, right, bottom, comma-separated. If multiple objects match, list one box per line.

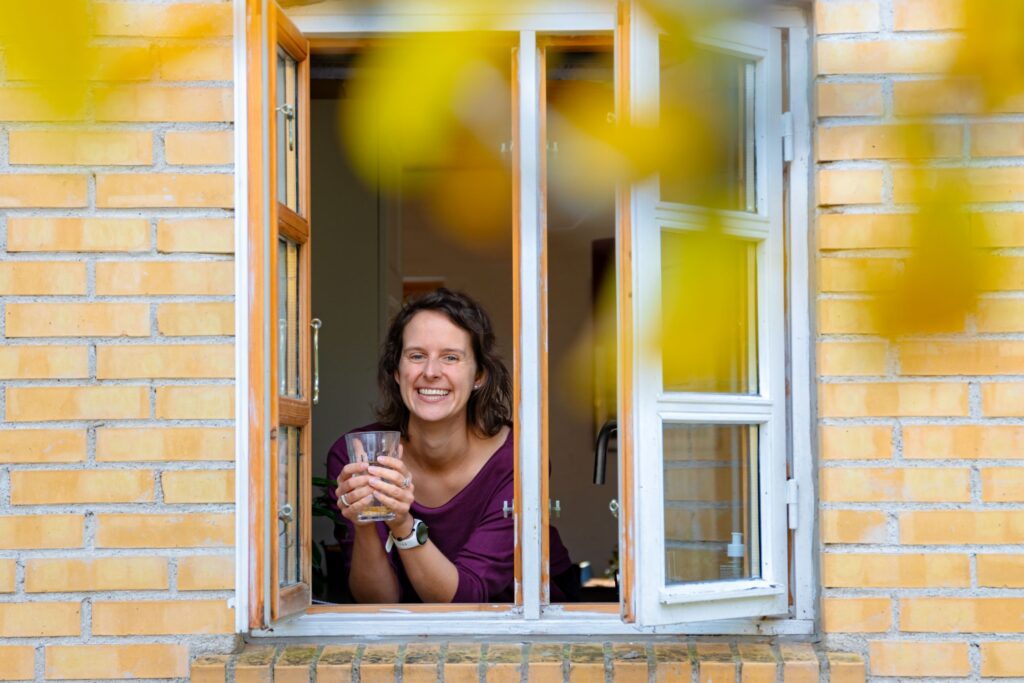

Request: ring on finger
left=340, top=493, right=352, bottom=508
left=401, top=476, right=412, bottom=489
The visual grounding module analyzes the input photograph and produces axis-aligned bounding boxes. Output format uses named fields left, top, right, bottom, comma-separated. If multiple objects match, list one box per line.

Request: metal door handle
left=311, top=318, right=322, bottom=405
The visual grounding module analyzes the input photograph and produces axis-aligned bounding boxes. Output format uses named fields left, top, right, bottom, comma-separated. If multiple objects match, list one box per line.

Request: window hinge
left=781, top=111, right=794, bottom=163
left=785, top=478, right=799, bottom=530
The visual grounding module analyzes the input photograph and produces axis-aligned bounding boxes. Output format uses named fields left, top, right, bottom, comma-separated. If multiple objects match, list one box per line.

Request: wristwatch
left=386, top=519, right=429, bottom=552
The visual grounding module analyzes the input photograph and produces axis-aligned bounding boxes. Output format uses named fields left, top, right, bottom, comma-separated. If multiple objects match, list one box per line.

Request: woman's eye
left=408, top=353, right=426, bottom=362
left=443, top=355, right=459, bottom=363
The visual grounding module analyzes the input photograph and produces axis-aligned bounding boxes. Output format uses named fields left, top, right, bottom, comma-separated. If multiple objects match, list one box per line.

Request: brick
left=361, top=645, right=398, bottom=683
left=818, top=299, right=881, bottom=334
left=818, top=213, right=912, bottom=250
left=402, top=644, right=439, bottom=683
left=0, top=646, right=34, bottom=681
left=529, top=643, right=564, bottom=683
left=45, top=644, right=189, bottom=680
left=894, top=79, right=1024, bottom=116
left=817, top=124, right=961, bottom=161
left=26, top=557, right=168, bottom=592
left=96, top=173, right=233, bottom=208
left=443, top=644, right=480, bottom=683
left=972, top=123, right=1024, bottom=157
left=0, top=428, right=84, bottom=464
left=0, top=515, right=83, bottom=549
left=0, top=603, right=79, bottom=637
left=0, top=561, right=13, bottom=593
left=191, top=654, right=230, bottom=683
left=0, top=262, right=85, bottom=295
left=901, top=511, right=1024, bottom=544
left=97, top=427, right=233, bottom=462
left=653, top=644, right=691, bottom=683
left=160, top=45, right=233, bottom=81
left=737, top=644, right=774, bottom=683
left=156, top=385, right=234, bottom=419
left=8, top=130, right=152, bottom=165
left=0, top=87, right=85, bottom=122
left=820, top=425, right=891, bottom=460
left=816, top=82, right=884, bottom=117
left=275, top=646, right=319, bottom=683
left=817, top=341, right=887, bottom=376
left=610, top=643, right=646, bottom=683
left=779, top=643, right=817, bottom=683
left=870, top=641, right=969, bottom=676
left=97, top=344, right=234, bottom=379
left=568, top=643, right=603, bottom=683
left=978, top=299, right=1024, bottom=332
left=317, top=645, right=356, bottom=683
left=696, top=643, right=734, bottom=683
left=0, top=346, right=89, bottom=379
left=164, top=132, right=233, bottom=166
left=6, top=303, right=149, bottom=337
left=6, top=385, right=149, bottom=422
left=815, top=1, right=880, bottom=34
left=158, top=302, right=234, bottom=336
left=819, top=382, right=968, bottom=417
left=982, top=468, right=1024, bottom=502
left=982, top=383, right=1024, bottom=416
left=894, top=167, right=1024, bottom=204
left=821, top=509, right=887, bottom=544
left=982, top=256, right=1024, bottom=292
left=900, top=340, right=1024, bottom=375
left=157, top=218, right=234, bottom=253
left=817, top=169, right=883, bottom=206
left=981, top=642, right=1024, bottom=677
left=978, top=555, right=1024, bottom=587
left=484, top=645, right=520, bottom=683
left=162, top=469, right=234, bottom=504
left=236, top=645, right=275, bottom=683
left=0, top=175, right=87, bottom=208
left=95, top=86, right=233, bottom=122
left=822, top=552, right=969, bottom=587
left=7, top=217, right=149, bottom=252
left=821, top=467, right=970, bottom=502
left=92, top=599, right=232, bottom=635
left=893, top=0, right=964, bottom=30
left=177, top=555, right=234, bottom=591
left=817, top=38, right=959, bottom=75
left=96, top=261, right=233, bottom=295
left=823, top=597, right=891, bottom=633
left=7, top=46, right=156, bottom=81
left=901, top=597, right=1024, bottom=632
left=10, top=469, right=154, bottom=505
left=974, top=213, right=1024, bottom=248
left=826, top=653, right=864, bottom=683
left=904, top=424, right=1024, bottom=458
left=94, top=2, right=232, bottom=37
left=819, top=258, right=899, bottom=292
left=96, top=513, right=233, bottom=548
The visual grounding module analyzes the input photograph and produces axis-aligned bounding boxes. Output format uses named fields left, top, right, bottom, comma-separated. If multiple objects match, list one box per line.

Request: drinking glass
left=345, top=431, right=401, bottom=522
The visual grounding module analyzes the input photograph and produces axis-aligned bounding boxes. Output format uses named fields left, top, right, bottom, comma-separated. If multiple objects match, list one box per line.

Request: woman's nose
left=423, top=357, right=442, bottom=378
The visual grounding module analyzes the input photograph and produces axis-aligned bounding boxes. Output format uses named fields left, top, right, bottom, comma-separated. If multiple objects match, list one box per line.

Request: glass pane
left=276, top=48, right=300, bottom=213
left=663, top=423, right=760, bottom=585
left=661, top=230, right=758, bottom=394
left=278, top=426, right=301, bottom=587
left=659, top=41, right=756, bottom=212
left=277, top=237, right=301, bottom=397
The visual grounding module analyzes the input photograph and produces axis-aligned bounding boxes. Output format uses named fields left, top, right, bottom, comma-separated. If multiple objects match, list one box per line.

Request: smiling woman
left=325, top=289, right=578, bottom=604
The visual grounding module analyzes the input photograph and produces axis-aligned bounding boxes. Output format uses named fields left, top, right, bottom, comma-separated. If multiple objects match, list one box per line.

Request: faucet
left=593, top=419, right=617, bottom=485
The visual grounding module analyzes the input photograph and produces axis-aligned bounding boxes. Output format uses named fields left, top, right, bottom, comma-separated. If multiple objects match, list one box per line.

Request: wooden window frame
left=234, top=0, right=817, bottom=636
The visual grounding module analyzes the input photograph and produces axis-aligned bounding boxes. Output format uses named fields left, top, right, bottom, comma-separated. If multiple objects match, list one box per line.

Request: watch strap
left=386, top=519, right=424, bottom=551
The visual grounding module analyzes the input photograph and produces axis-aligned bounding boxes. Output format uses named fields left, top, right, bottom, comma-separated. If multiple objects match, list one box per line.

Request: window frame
left=232, top=0, right=817, bottom=636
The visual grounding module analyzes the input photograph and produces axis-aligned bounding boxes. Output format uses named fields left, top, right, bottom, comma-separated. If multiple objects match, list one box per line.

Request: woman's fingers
left=369, top=476, right=413, bottom=504
left=370, top=487, right=410, bottom=515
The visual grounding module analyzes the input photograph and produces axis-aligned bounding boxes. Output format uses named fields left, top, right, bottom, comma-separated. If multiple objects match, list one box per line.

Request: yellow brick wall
left=816, top=0, right=1024, bottom=678
left=0, top=1, right=237, bottom=680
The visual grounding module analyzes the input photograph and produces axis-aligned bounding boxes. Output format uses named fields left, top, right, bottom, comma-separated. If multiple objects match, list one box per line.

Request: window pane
left=659, top=42, right=756, bottom=212
left=278, top=426, right=301, bottom=587
left=663, top=423, right=760, bottom=585
left=277, top=48, right=300, bottom=213
left=661, top=230, right=758, bottom=394
left=277, top=237, right=301, bottom=397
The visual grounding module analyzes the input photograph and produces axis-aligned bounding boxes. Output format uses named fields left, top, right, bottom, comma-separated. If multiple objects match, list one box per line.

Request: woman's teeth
left=418, top=389, right=450, bottom=396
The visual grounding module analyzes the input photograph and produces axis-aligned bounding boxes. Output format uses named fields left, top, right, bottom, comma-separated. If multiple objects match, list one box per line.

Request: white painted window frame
left=231, top=0, right=817, bottom=636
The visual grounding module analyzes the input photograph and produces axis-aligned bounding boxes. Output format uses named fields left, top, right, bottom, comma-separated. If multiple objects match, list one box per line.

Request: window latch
left=781, top=111, right=794, bottom=163
left=502, top=500, right=513, bottom=518
left=786, top=478, right=799, bottom=529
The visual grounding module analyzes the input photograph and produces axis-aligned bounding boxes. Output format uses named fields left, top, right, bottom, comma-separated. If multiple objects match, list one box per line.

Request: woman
left=327, top=288, right=576, bottom=603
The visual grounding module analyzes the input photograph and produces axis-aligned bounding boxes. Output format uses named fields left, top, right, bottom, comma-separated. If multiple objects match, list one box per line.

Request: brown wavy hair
left=376, top=288, right=512, bottom=437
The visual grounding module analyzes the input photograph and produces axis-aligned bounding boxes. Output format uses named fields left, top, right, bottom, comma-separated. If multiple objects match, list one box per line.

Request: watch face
left=415, top=520, right=429, bottom=545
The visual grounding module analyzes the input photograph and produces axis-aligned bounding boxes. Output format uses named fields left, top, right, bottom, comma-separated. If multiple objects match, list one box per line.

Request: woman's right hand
left=336, top=460, right=375, bottom=525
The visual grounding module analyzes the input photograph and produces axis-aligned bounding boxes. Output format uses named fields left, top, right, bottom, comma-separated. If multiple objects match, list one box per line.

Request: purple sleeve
left=449, top=475, right=515, bottom=603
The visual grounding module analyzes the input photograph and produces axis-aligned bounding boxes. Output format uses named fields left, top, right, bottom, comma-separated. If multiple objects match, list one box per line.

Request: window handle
left=502, top=500, right=513, bottom=519
left=311, top=318, right=322, bottom=405
left=277, top=103, right=296, bottom=152
left=278, top=503, right=294, bottom=523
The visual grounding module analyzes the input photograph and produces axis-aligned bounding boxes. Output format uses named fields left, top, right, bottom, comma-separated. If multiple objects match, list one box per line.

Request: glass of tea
left=345, top=431, right=401, bottom=522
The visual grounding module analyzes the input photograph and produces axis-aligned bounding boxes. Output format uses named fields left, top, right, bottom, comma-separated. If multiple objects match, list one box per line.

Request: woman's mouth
left=416, top=388, right=451, bottom=401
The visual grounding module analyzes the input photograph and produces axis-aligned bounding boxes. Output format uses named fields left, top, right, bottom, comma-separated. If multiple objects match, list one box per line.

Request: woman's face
left=396, top=310, right=482, bottom=428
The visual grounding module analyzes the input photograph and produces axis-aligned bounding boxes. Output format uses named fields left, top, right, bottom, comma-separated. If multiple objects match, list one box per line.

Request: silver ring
left=340, top=493, right=352, bottom=508
left=401, top=476, right=411, bottom=489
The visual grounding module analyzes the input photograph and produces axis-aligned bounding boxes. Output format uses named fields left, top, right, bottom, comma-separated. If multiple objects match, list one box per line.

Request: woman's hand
left=368, top=445, right=416, bottom=536
left=335, top=460, right=376, bottom=525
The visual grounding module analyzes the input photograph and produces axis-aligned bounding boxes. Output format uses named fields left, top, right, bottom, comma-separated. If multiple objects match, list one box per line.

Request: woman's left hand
left=368, top=445, right=416, bottom=535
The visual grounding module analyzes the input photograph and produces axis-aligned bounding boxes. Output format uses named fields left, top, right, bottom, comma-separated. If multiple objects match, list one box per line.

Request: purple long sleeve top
left=326, top=424, right=574, bottom=603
